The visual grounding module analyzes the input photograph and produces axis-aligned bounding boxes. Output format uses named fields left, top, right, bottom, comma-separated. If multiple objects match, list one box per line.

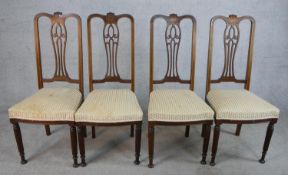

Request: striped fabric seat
left=75, top=89, right=143, bottom=123
left=8, top=88, right=82, bottom=121
left=148, top=90, right=214, bottom=122
left=207, top=89, right=280, bottom=120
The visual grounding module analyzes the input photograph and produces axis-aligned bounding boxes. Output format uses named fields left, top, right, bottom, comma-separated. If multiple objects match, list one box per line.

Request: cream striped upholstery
left=75, top=89, right=143, bottom=123
left=8, top=88, right=82, bottom=121
left=148, top=90, right=214, bottom=122
left=207, top=89, right=280, bottom=120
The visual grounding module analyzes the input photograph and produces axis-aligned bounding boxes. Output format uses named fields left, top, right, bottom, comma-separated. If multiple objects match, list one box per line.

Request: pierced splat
left=150, top=14, right=196, bottom=88
left=165, top=17, right=181, bottom=81
left=51, top=18, right=69, bottom=79
left=221, top=22, right=240, bottom=79
left=103, top=19, right=120, bottom=80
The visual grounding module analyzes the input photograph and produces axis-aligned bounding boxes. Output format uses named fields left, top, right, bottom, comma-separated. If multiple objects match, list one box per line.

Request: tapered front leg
left=201, top=124, right=211, bottom=165
left=130, top=124, right=134, bottom=137
left=148, top=123, right=154, bottom=168
left=134, top=122, right=142, bottom=165
left=185, top=125, right=190, bottom=137
left=78, top=126, right=86, bottom=167
left=12, top=122, right=27, bottom=164
left=235, top=124, right=242, bottom=136
left=259, top=122, right=275, bottom=164
left=210, top=124, right=221, bottom=166
left=45, top=125, right=51, bottom=136
left=70, top=125, right=78, bottom=168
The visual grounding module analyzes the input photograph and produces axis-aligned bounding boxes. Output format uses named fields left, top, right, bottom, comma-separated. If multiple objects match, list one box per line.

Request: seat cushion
left=75, top=89, right=143, bottom=123
left=8, top=88, right=82, bottom=122
left=207, top=89, right=280, bottom=120
left=148, top=90, right=214, bottom=122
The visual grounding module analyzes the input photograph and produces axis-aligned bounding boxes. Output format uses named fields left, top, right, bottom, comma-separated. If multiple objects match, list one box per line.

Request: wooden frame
left=75, top=12, right=141, bottom=167
left=148, top=14, right=213, bottom=168
left=10, top=12, right=83, bottom=167
left=205, top=15, right=278, bottom=166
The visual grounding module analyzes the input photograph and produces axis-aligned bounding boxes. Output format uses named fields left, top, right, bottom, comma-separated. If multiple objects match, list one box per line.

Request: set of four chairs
left=8, top=12, right=279, bottom=168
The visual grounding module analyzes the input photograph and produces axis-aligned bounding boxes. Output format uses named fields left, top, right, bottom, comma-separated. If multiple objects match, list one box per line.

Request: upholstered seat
left=207, top=89, right=280, bottom=121
left=148, top=90, right=214, bottom=122
left=8, top=88, right=82, bottom=122
left=75, top=89, right=143, bottom=123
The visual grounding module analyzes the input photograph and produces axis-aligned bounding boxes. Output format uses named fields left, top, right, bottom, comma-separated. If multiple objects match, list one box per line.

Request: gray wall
left=1, top=0, right=288, bottom=115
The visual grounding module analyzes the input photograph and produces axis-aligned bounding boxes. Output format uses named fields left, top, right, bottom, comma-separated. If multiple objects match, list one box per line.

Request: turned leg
left=78, top=126, right=86, bottom=167
left=201, top=124, right=206, bottom=137
left=185, top=125, right=190, bottom=137
left=134, top=122, right=142, bottom=165
left=259, top=122, right=275, bottom=164
left=148, top=123, right=154, bottom=168
left=70, top=125, right=78, bottom=168
left=45, top=125, right=51, bottom=136
left=210, top=124, right=221, bottom=166
left=235, top=124, right=242, bottom=136
left=201, top=124, right=211, bottom=165
left=130, top=124, right=134, bottom=137
left=12, top=122, right=27, bottom=164
left=92, top=126, right=96, bottom=139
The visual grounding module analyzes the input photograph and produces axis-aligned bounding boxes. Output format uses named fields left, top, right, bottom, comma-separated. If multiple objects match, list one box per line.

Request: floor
left=0, top=108, right=287, bottom=175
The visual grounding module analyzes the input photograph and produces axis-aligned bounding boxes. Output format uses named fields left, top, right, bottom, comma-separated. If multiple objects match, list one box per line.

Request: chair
left=206, top=15, right=280, bottom=166
left=147, top=14, right=214, bottom=168
left=8, top=12, right=83, bottom=167
left=75, top=13, right=143, bottom=167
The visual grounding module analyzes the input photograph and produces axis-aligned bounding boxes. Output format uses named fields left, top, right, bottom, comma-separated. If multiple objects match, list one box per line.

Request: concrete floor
left=0, top=107, right=287, bottom=175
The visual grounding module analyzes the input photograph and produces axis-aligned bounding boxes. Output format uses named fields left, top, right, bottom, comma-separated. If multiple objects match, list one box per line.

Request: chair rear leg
left=83, top=126, right=87, bottom=137
left=259, top=122, right=275, bottom=164
left=130, top=124, right=134, bottom=137
left=201, top=124, right=211, bottom=165
left=78, top=126, right=86, bottom=167
left=70, top=125, right=78, bottom=168
left=134, top=122, right=142, bottom=165
left=201, top=124, right=206, bottom=137
left=235, top=124, right=242, bottom=136
left=12, top=122, right=27, bottom=164
left=210, top=124, right=221, bottom=166
left=92, top=126, right=96, bottom=139
left=148, top=123, right=154, bottom=168
left=185, top=125, right=190, bottom=137
left=45, top=125, right=51, bottom=136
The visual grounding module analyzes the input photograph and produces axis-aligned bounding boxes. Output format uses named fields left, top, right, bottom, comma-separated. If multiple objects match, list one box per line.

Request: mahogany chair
left=8, top=12, right=83, bottom=167
left=206, top=15, right=280, bottom=166
left=75, top=13, right=143, bottom=167
left=147, top=14, right=214, bottom=168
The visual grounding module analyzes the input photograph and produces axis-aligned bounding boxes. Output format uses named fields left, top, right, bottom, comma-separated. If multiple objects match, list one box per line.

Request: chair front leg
left=201, top=123, right=211, bottom=165
left=210, top=124, right=221, bottom=166
left=78, top=126, right=86, bottom=167
left=130, top=124, right=135, bottom=137
left=70, top=125, right=78, bottom=168
left=185, top=125, right=190, bottom=137
left=259, top=121, right=275, bottom=164
left=92, top=126, right=96, bottom=139
left=134, top=122, right=142, bottom=165
left=12, top=122, right=27, bottom=164
left=235, top=124, right=242, bottom=136
left=201, top=124, right=206, bottom=137
left=45, top=125, right=51, bottom=136
left=148, top=123, right=154, bottom=168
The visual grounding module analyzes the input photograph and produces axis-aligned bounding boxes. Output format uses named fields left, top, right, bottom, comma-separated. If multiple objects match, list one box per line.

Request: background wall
left=0, top=0, right=287, bottom=115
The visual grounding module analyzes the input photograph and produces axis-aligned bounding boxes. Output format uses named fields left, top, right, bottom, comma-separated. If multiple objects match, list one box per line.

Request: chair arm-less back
left=206, top=15, right=255, bottom=95
left=149, top=14, right=197, bottom=92
left=34, top=12, right=84, bottom=94
left=87, top=13, right=135, bottom=92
